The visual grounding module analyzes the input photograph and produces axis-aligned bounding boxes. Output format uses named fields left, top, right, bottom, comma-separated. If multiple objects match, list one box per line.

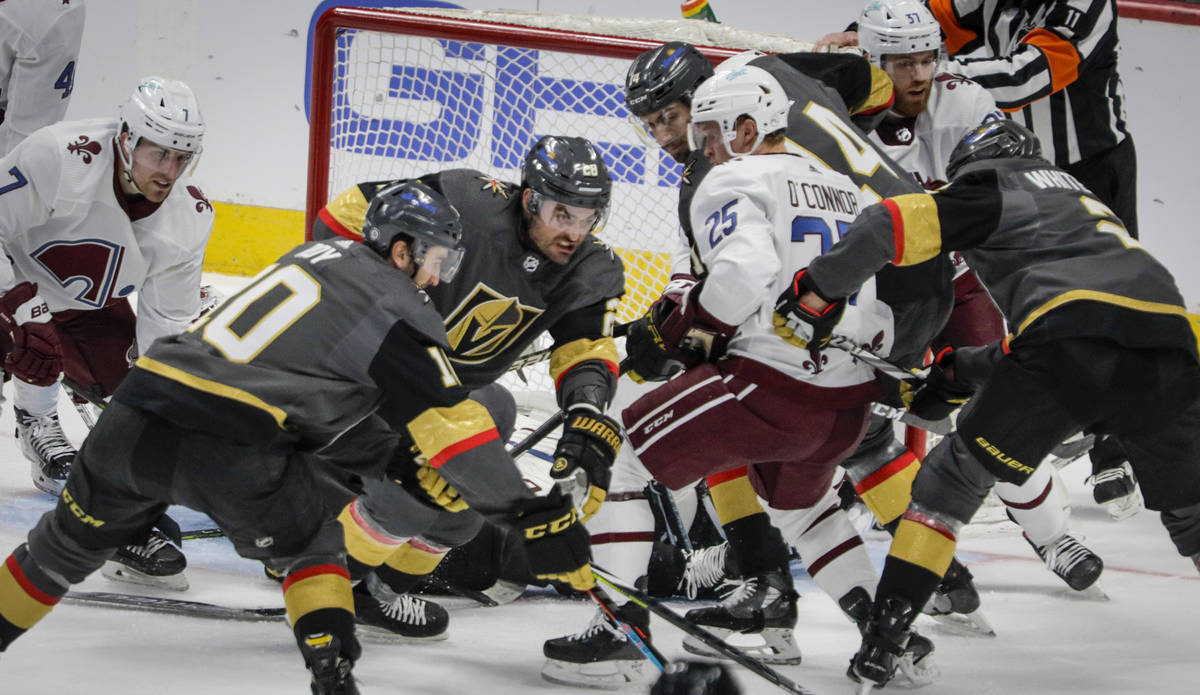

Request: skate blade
left=29, top=462, right=67, bottom=498
left=681, top=628, right=803, bottom=665
left=1070, top=582, right=1109, bottom=602
left=541, top=657, right=654, bottom=689
left=928, top=609, right=996, bottom=637
left=355, top=623, right=449, bottom=643
left=100, top=561, right=189, bottom=592
left=855, top=678, right=879, bottom=695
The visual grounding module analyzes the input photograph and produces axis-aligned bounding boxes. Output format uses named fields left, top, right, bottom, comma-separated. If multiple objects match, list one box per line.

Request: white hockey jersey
left=0, top=0, right=86, bottom=156
left=868, top=72, right=1002, bottom=190
left=688, top=152, right=894, bottom=387
left=0, top=117, right=214, bottom=352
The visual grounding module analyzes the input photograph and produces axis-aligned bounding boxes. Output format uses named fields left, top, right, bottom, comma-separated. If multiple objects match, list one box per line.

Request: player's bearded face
left=638, top=103, right=692, bottom=163
left=884, top=51, right=937, bottom=117
left=528, top=199, right=600, bottom=264
left=127, top=138, right=194, bottom=203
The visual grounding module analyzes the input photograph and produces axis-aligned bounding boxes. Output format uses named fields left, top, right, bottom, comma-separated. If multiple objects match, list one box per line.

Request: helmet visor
left=411, top=238, right=466, bottom=282
left=534, top=196, right=608, bottom=235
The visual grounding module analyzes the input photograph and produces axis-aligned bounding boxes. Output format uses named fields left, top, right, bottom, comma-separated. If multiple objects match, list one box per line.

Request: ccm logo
left=641, top=409, right=675, bottom=435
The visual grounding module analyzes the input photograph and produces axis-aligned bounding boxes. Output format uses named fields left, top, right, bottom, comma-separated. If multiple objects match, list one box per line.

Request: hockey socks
left=0, top=545, right=67, bottom=651
left=282, top=563, right=360, bottom=663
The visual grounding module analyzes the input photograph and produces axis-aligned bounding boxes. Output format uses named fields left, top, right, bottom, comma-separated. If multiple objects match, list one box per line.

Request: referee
left=929, top=0, right=1137, bottom=236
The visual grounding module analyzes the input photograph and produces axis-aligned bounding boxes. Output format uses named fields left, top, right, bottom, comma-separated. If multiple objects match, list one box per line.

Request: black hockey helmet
left=363, top=180, right=465, bottom=281
left=650, top=660, right=741, bottom=695
left=625, top=42, right=714, bottom=118
left=522, top=135, right=611, bottom=229
left=946, top=119, right=1044, bottom=179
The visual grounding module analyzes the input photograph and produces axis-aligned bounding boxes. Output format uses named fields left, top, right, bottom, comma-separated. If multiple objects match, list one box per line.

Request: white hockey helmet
left=857, top=0, right=943, bottom=66
left=119, top=76, right=205, bottom=156
left=689, top=65, right=792, bottom=160
left=714, top=49, right=767, bottom=73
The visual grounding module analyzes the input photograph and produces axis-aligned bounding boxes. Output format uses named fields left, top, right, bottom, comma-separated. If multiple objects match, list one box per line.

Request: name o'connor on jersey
left=690, top=153, right=894, bottom=388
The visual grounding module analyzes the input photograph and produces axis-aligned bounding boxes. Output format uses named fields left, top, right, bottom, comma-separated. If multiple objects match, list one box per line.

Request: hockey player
left=312, top=135, right=624, bottom=641
left=0, top=0, right=86, bottom=492
left=0, top=76, right=213, bottom=590
left=0, top=0, right=86, bottom=154
left=776, top=119, right=1200, bottom=687
left=856, top=0, right=1103, bottom=593
left=0, top=181, right=596, bottom=694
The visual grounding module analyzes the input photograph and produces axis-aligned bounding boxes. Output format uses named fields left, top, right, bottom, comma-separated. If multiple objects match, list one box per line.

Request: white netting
left=313, top=8, right=832, bottom=403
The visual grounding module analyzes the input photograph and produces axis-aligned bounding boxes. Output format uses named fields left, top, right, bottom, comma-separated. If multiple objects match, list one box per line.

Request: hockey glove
left=415, top=462, right=469, bottom=512
left=551, top=410, right=622, bottom=522
left=653, top=281, right=737, bottom=368
left=773, top=268, right=845, bottom=350
left=192, top=284, right=226, bottom=325
left=512, top=488, right=593, bottom=591
left=903, top=348, right=975, bottom=422
left=0, top=282, right=63, bottom=387
left=620, top=311, right=684, bottom=384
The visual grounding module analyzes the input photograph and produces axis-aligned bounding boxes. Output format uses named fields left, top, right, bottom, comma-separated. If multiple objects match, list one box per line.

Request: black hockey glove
left=620, top=311, right=685, bottom=384
left=551, top=410, right=622, bottom=522
left=903, top=348, right=975, bottom=421
left=511, top=488, right=593, bottom=591
left=773, top=268, right=845, bottom=350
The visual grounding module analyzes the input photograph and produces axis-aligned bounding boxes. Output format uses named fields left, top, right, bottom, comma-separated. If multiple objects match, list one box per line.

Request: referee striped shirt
left=929, top=0, right=1129, bottom=166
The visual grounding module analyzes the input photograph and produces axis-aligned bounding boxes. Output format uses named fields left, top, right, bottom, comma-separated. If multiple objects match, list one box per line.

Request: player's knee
left=1161, top=502, right=1200, bottom=558
left=911, top=435, right=996, bottom=527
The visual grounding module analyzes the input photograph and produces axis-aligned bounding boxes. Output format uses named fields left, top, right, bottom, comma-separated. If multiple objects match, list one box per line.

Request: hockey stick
left=507, top=322, right=634, bottom=459
left=826, top=334, right=929, bottom=383
left=871, top=402, right=952, bottom=436
left=588, top=585, right=669, bottom=672
left=592, top=566, right=817, bottom=695
left=64, top=590, right=285, bottom=621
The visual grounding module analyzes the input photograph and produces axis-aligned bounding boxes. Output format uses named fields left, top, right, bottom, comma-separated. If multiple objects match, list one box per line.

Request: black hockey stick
left=64, top=590, right=285, bottom=621
left=588, top=584, right=669, bottom=672
left=592, top=566, right=817, bottom=695
left=507, top=321, right=634, bottom=459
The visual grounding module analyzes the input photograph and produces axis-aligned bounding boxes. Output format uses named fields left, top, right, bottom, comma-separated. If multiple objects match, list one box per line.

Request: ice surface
left=0, top=274, right=1195, bottom=694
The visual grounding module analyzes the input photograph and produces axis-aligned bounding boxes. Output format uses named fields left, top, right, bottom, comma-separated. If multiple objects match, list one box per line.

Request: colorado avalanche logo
left=31, top=238, right=128, bottom=308
left=67, top=135, right=102, bottom=164
left=187, top=185, right=213, bottom=213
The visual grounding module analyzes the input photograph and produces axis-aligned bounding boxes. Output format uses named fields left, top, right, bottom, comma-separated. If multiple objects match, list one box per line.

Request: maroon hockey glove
left=773, top=268, right=844, bottom=350
left=652, top=281, right=737, bottom=368
left=904, top=347, right=975, bottom=421
left=512, top=488, right=593, bottom=591
left=0, top=282, right=63, bottom=387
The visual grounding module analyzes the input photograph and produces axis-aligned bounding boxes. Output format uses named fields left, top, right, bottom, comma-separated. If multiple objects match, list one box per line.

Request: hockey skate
left=15, top=407, right=75, bottom=496
left=680, top=569, right=802, bottom=665
left=300, top=632, right=359, bottom=695
left=850, top=595, right=939, bottom=693
left=353, top=573, right=448, bottom=641
left=923, top=558, right=995, bottom=636
left=542, top=602, right=656, bottom=688
left=840, top=586, right=939, bottom=688
left=1088, top=461, right=1143, bottom=520
left=101, top=530, right=189, bottom=591
left=1026, top=533, right=1105, bottom=592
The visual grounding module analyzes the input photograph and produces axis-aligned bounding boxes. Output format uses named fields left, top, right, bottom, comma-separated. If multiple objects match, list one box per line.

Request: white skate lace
left=1040, top=535, right=1093, bottom=577
left=378, top=594, right=429, bottom=625
left=128, top=533, right=171, bottom=558
left=679, top=542, right=729, bottom=599
left=567, top=608, right=625, bottom=642
left=22, top=414, right=75, bottom=466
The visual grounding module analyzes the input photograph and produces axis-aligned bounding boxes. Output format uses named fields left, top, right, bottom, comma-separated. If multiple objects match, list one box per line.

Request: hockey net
left=306, top=6, right=828, bottom=408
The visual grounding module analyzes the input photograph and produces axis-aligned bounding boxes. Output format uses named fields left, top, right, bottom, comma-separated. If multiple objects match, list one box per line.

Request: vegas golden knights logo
left=443, top=282, right=544, bottom=363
